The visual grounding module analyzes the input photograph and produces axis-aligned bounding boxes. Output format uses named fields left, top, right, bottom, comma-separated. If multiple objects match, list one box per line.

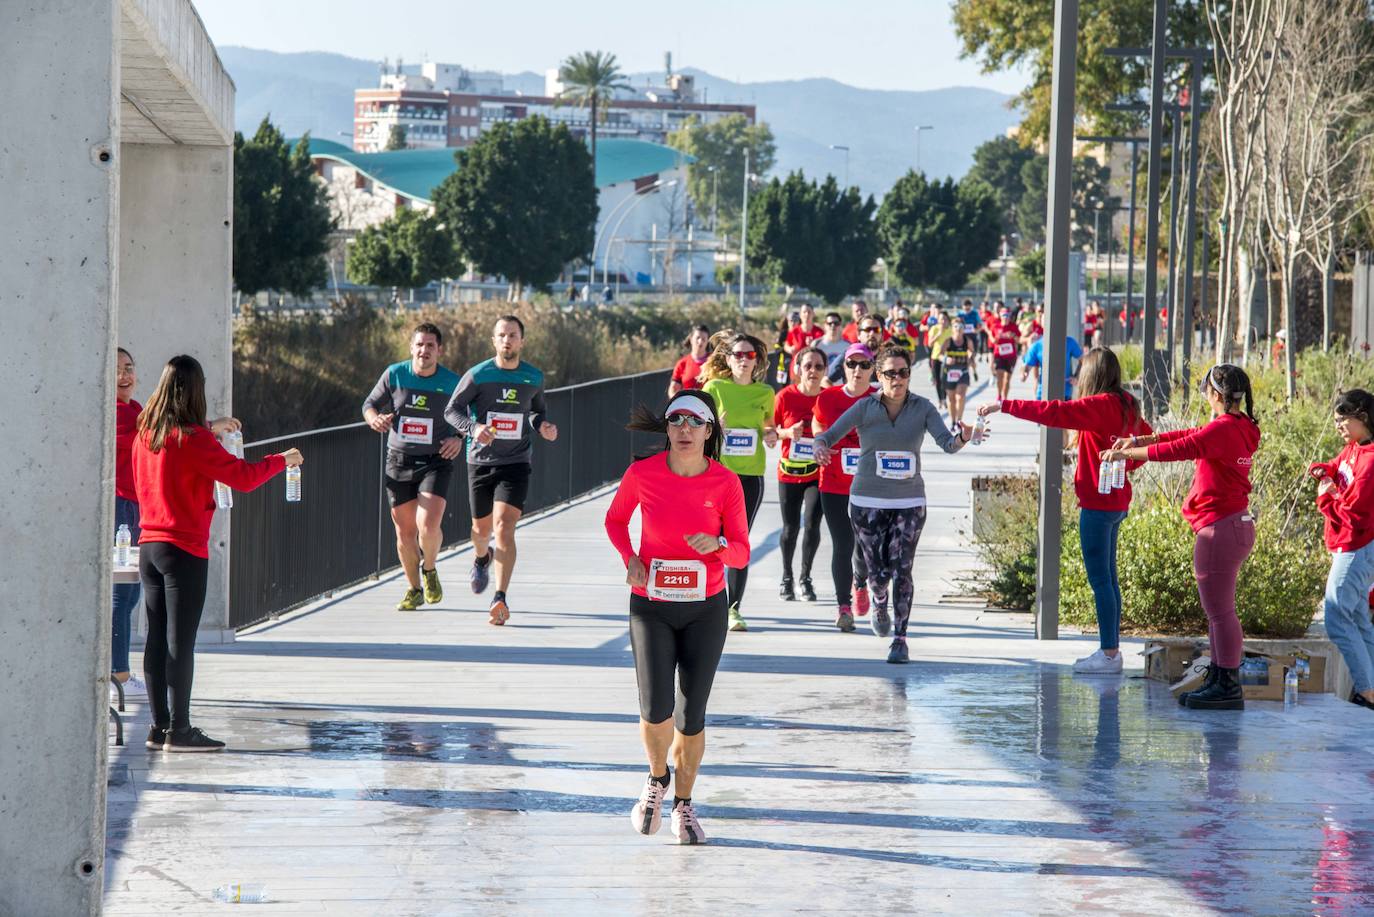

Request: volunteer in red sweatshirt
left=605, top=390, right=749, bottom=846
left=113, top=348, right=146, bottom=698
left=1101, top=363, right=1261, bottom=710
left=1310, top=388, right=1374, bottom=711
left=979, top=348, right=1152, bottom=675
left=133, top=355, right=301, bottom=752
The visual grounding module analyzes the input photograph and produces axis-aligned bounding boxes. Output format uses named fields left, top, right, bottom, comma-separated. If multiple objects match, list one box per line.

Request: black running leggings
left=139, top=541, right=210, bottom=731
left=778, top=479, right=822, bottom=580
left=726, top=474, right=765, bottom=611
left=819, top=491, right=869, bottom=606
left=629, top=591, right=729, bottom=735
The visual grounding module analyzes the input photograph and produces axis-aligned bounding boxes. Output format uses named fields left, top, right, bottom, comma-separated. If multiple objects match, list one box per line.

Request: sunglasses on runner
left=845, top=359, right=873, bottom=370
left=730, top=349, right=758, bottom=360
left=825, top=319, right=840, bottom=325
left=666, top=413, right=709, bottom=428
left=859, top=325, right=883, bottom=334
left=880, top=368, right=911, bottom=380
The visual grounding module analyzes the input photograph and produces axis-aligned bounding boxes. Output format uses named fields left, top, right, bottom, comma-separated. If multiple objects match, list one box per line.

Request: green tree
left=1016, top=154, right=1120, bottom=250
left=965, top=135, right=1038, bottom=238
left=951, top=0, right=1211, bottom=143
left=556, top=50, right=632, bottom=162
left=384, top=124, right=408, bottom=151
left=667, top=114, right=778, bottom=241
left=233, top=117, right=335, bottom=298
left=877, top=172, right=1003, bottom=292
left=431, top=117, right=597, bottom=297
left=747, top=171, right=878, bottom=304
left=1019, top=246, right=1046, bottom=290
left=345, top=208, right=463, bottom=290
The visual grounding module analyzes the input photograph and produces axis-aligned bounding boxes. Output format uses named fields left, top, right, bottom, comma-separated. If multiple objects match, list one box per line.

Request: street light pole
left=1035, top=0, right=1080, bottom=642
left=914, top=125, right=934, bottom=173
left=710, top=167, right=719, bottom=231
left=739, top=148, right=750, bottom=315
left=601, top=180, right=677, bottom=285
left=1141, top=0, right=1169, bottom=415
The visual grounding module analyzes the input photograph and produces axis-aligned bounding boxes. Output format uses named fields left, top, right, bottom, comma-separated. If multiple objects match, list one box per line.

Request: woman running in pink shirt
left=605, top=391, right=750, bottom=845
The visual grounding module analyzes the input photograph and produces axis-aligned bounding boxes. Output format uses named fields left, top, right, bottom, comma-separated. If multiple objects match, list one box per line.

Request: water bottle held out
left=285, top=465, right=302, bottom=503
left=972, top=415, right=986, bottom=446
left=115, top=524, right=131, bottom=566
left=212, top=883, right=268, bottom=904
left=1097, top=458, right=1113, bottom=495
left=214, top=430, right=243, bottom=510
left=1284, top=667, right=1299, bottom=709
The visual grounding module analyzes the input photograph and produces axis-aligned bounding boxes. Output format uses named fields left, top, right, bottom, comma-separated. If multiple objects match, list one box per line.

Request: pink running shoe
left=630, top=775, right=669, bottom=836
left=854, top=587, right=870, bottom=617
left=671, top=799, right=707, bottom=845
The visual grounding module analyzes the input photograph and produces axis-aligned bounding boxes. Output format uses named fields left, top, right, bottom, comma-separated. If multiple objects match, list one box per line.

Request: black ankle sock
left=650, top=770, right=670, bottom=787
left=493, top=590, right=507, bottom=604
left=674, top=796, right=691, bottom=807
left=422, top=565, right=435, bottom=573
left=474, top=553, right=491, bottom=568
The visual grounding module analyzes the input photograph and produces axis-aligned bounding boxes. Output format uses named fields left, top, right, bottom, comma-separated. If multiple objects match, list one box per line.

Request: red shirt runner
left=1147, top=412, right=1261, bottom=531
left=672, top=354, right=708, bottom=391
left=813, top=385, right=871, bottom=494
left=773, top=384, right=821, bottom=484
left=133, top=426, right=286, bottom=558
left=604, top=452, right=751, bottom=600
left=785, top=324, right=824, bottom=352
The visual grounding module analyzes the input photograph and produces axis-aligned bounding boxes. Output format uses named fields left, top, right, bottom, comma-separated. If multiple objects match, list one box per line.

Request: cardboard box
left=1143, top=639, right=1207, bottom=683
left=1268, top=651, right=1328, bottom=694
left=1169, top=656, right=1213, bottom=697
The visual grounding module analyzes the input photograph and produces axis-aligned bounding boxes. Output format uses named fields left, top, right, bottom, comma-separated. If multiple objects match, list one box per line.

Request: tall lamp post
left=739, top=149, right=756, bottom=314
left=914, top=125, right=934, bottom=173
left=601, top=180, right=677, bottom=285
left=829, top=144, right=850, bottom=188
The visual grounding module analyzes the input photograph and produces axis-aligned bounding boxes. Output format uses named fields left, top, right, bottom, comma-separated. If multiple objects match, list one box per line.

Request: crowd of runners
left=112, top=302, right=1374, bottom=846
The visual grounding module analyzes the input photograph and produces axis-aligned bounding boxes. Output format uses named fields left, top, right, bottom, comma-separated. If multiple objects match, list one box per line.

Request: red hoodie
left=115, top=399, right=142, bottom=502
left=1001, top=394, right=1152, bottom=512
left=604, top=452, right=750, bottom=600
left=1313, top=440, right=1374, bottom=552
left=133, top=426, right=286, bottom=558
left=1147, top=412, right=1261, bottom=531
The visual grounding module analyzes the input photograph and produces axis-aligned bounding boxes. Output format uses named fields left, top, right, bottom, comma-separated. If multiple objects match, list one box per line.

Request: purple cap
left=844, top=343, right=874, bottom=361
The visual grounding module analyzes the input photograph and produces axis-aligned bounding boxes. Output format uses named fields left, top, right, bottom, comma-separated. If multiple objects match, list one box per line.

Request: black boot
left=799, top=575, right=817, bottom=602
left=1177, top=664, right=1218, bottom=706
left=1184, top=666, right=1244, bottom=710
left=779, top=576, right=796, bottom=601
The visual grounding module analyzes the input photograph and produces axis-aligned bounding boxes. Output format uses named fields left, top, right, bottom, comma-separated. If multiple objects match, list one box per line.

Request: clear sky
left=192, top=0, right=1026, bottom=94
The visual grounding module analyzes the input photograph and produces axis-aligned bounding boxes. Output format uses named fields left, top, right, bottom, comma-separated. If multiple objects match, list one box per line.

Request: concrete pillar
left=118, top=143, right=235, bottom=641
left=0, top=1, right=119, bottom=914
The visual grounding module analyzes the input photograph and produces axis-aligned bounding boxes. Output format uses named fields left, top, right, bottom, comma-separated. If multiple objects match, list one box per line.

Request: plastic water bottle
left=1112, top=458, right=1126, bottom=489
left=972, top=415, right=986, bottom=446
left=214, top=431, right=245, bottom=510
left=1284, top=667, right=1299, bottom=709
left=212, top=883, right=268, bottom=904
left=115, top=524, right=131, bottom=566
left=285, top=465, right=301, bottom=503
left=1097, top=459, right=1113, bottom=495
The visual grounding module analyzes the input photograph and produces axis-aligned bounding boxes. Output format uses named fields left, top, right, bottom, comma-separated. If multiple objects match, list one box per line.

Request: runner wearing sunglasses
left=812, top=343, right=877, bottom=631
left=826, top=318, right=886, bottom=385
left=813, top=344, right=978, bottom=663
left=701, top=333, right=778, bottom=632
left=774, top=346, right=828, bottom=603
left=606, top=391, right=749, bottom=844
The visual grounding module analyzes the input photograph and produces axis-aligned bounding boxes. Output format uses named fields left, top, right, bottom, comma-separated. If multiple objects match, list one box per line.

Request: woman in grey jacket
left=813, top=343, right=977, bottom=663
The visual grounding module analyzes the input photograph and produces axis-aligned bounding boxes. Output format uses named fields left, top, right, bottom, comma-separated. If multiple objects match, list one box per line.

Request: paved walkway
left=105, top=372, right=1374, bottom=915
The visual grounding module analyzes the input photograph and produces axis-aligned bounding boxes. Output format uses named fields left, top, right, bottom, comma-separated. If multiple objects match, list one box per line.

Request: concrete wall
left=118, top=143, right=235, bottom=640
left=0, top=2, right=119, bottom=914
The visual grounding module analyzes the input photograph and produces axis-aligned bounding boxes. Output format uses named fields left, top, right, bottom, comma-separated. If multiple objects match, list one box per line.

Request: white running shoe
left=122, top=675, right=147, bottom=698
left=1072, top=649, right=1124, bottom=675
left=630, top=776, right=669, bottom=836
left=670, top=800, right=707, bottom=845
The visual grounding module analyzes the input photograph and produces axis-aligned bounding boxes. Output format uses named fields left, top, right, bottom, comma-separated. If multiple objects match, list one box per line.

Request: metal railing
left=228, top=368, right=671, bottom=629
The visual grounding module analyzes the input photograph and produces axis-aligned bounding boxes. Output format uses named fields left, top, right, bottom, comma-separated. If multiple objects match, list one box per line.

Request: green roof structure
left=300, top=136, right=693, bottom=204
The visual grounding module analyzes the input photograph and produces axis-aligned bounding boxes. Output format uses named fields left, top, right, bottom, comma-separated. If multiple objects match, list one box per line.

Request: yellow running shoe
left=396, top=587, right=424, bottom=611
left=423, top=568, right=443, bottom=604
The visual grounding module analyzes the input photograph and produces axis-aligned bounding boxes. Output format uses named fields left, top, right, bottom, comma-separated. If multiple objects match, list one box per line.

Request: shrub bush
left=233, top=298, right=766, bottom=438
left=974, top=347, right=1353, bottom=638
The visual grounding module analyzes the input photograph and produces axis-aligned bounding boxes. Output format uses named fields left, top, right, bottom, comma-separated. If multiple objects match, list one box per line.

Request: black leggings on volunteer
left=139, top=542, right=210, bottom=731
left=819, top=491, right=869, bottom=606
left=778, top=479, right=822, bottom=581
left=629, top=591, right=730, bottom=734
left=726, top=474, right=765, bottom=611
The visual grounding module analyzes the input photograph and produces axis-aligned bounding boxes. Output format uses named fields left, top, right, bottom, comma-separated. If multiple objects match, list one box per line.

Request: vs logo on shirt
left=499, top=387, right=518, bottom=403
left=409, top=394, right=429, bottom=409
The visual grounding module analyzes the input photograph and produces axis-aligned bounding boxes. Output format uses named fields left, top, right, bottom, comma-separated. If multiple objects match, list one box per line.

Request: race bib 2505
left=876, top=451, right=916, bottom=480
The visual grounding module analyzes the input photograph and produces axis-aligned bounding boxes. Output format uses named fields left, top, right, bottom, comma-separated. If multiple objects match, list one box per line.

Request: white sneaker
left=122, top=675, right=147, bottom=698
left=1072, top=649, right=1124, bottom=675
left=670, top=800, right=707, bottom=845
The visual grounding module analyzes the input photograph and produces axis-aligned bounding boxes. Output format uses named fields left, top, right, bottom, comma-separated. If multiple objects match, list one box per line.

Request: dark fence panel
left=229, top=368, right=671, bottom=629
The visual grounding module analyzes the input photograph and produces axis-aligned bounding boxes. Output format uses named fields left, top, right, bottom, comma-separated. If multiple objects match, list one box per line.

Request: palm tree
left=556, top=51, right=632, bottom=163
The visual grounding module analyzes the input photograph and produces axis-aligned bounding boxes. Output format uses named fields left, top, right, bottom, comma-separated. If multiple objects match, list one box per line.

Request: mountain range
left=219, top=46, right=1021, bottom=199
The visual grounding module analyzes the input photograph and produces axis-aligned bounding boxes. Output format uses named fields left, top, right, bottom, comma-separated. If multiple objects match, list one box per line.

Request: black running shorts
left=384, top=450, right=454, bottom=508
left=468, top=461, right=533, bottom=518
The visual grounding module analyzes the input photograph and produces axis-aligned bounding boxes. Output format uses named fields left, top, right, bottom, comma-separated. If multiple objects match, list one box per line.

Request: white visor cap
left=665, top=395, right=715, bottom=424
